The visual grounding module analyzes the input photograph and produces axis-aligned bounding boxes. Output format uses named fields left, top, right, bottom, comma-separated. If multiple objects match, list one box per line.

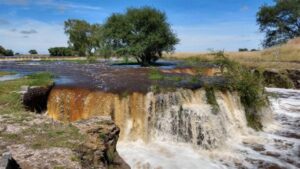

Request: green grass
left=26, top=72, right=54, bottom=86
left=149, top=69, right=165, bottom=80
left=0, top=72, right=86, bottom=152
left=0, top=72, right=53, bottom=116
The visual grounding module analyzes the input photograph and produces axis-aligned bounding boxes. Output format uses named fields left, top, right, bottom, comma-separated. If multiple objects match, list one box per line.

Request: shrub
left=0, top=45, right=14, bottom=56
left=29, top=49, right=38, bottom=55
left=4, top=49, right=14, bottom=56
left=213, top=52, right=266, bottom=130
left=48, top=47, right=73, bottom=56
left=238, top=48, right=248, bottom=52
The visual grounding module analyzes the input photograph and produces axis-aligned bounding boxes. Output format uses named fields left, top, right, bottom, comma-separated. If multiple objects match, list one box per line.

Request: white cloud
left=0, top=19, right=68, bottom=54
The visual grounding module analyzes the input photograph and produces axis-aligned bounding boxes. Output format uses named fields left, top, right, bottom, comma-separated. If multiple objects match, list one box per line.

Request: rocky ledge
left=0, top=113, right=129, bottom=169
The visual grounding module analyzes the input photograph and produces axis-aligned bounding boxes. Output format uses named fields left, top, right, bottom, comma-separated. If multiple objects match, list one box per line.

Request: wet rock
left=263, top=69, right=295, bottom=89
left=22, top=84, right=53, bottom=113
left=286, top=69, right=300, bottom=89
left=263, top=151, right=281, bottom=158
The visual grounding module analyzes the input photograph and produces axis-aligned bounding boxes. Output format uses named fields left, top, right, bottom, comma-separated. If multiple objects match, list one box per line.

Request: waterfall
left=47, top=86, right=250, bottom=149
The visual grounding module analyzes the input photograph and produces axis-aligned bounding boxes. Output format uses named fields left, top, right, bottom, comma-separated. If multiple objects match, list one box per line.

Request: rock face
left=0, top=113, right=129, bottom=169
left=287, top=69, right=300, bottom=89
left=263, top=69, right=295, bottom=89
left=73, top=117, right=130, bottom=169
left=22, top=84, right=53, bottom=113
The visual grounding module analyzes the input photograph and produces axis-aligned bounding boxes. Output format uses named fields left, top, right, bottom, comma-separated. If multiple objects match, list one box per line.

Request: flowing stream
left=117, top=88, right=300, bottom=169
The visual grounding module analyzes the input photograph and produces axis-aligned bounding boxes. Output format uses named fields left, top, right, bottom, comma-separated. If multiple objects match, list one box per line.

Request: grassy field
left=166, top=38, right=300, bottom=70
left=0, top=72, right=85, bottom=151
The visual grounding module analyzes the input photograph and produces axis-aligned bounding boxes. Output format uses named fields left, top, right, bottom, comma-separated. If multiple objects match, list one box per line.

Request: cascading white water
left=118, top=88, right=300, bottom=169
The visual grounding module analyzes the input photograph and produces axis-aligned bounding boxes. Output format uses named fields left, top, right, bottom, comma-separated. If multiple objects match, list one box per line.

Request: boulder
left=22, top=84, right=53, bottom=113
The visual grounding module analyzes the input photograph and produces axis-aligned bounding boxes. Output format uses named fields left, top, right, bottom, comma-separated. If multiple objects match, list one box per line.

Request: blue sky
left=0, top=0, right=273, bottom=54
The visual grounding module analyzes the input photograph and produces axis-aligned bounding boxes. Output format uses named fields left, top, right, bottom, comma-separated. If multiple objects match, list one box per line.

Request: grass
left=0, top=72, right=86, bottom=150
left=149, top=69, right=165, bottom=80
left=199, top=52, right=267, bottom=130
left=0, top=71, right=16, bottom=77
left=0, top=72, right=53, bottom=116
left=165, top=38, right=300, bottom=70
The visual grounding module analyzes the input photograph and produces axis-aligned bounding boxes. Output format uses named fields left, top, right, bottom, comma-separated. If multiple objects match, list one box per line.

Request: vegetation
left=103, top=7, right=179, bottom=66
left=29, top=49, right=38, bottom=55
left=64, top=19, right=103, bottom=56
left=0, top=72, right=53, bottom=116
left=213, top=52, right=266, bottom=130
left=0, top=72, right=85, bottom=150
left=48, top=47, right=73, bottom=56
left=238, top=48, right=248, bottom=52
left=0, top=45, right=14, bottom=56
left=166, top=38, right=300, bottom=70
left=204, top=86, right=219, bottom=114
left=257, top=0, right=300, bottom=47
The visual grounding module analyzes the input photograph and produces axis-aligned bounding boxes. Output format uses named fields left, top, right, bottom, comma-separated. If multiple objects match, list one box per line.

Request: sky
left=0, top=0, right=274, bottom=54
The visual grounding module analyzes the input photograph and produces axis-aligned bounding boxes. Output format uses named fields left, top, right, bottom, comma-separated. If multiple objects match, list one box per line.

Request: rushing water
left=118, top=88, right=300, bottom=169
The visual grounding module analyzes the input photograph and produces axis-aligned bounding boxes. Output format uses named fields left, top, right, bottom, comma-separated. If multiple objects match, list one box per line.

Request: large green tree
left=257, top=0, right=300, bottom=47
left=64, top=19, right=102, bottom=56
left=103, top=7, right=179, bottom=66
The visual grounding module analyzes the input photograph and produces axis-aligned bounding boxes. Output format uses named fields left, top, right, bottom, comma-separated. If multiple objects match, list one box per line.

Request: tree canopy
left=64, top=19, right=102, bottom=56
left=103, top=7, right=179, bottom=66
left=257, top=0, right=300, bottom=47
left=0, top=45, right=14, bottom=56
left=29, top=49, right=38, bottom=55
left=48, top=47, right=73, bottom=56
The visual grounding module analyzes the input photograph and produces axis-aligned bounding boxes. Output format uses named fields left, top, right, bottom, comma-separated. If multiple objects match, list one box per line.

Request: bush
left=0, top=45, right=14, bottom=56
left=4, top=49, right=14, bottom=56
left=238, top=48, right=248, bottom=52
left=213, top=52, right=266, bottom=130
left=48, top=47, right=73, bottom=56
left=29, top=49, right=38, bottom=55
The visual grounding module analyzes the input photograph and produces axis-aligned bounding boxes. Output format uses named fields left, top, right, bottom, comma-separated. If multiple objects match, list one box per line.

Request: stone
left=73, top=116, right=130, bottom=169
left=0, top=152, right=21, bottom=169
left=22, top=84, right=53, bottom=113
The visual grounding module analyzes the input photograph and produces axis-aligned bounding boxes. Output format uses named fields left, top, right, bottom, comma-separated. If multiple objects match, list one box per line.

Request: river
left=118, top=88, right=300, bottom=169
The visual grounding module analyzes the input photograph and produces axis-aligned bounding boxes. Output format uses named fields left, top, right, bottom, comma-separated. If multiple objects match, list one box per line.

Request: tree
left=4, top=49, right=14, bottom=56
left=29, top=49, right=38, bottom=55
left=103, top=7, right=179, bottom=66
left=0, top=45, right=5, bottom=56
left=0, top=45, right=14, bottom=56
left=257, top=0, right=300, bottom=47
left=64, top=19, right=102, bottom=56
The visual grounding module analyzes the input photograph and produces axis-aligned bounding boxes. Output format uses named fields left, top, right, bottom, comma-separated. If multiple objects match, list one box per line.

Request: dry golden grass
left=166, top=38, right=300, bottom=70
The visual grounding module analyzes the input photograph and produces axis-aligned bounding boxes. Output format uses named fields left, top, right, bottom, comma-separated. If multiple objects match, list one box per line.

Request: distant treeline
left=0, top=45, right=14, bottom=56
left=238, top=48, right=259, bottom=52
left=48, top=47, right=73, bottom=56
